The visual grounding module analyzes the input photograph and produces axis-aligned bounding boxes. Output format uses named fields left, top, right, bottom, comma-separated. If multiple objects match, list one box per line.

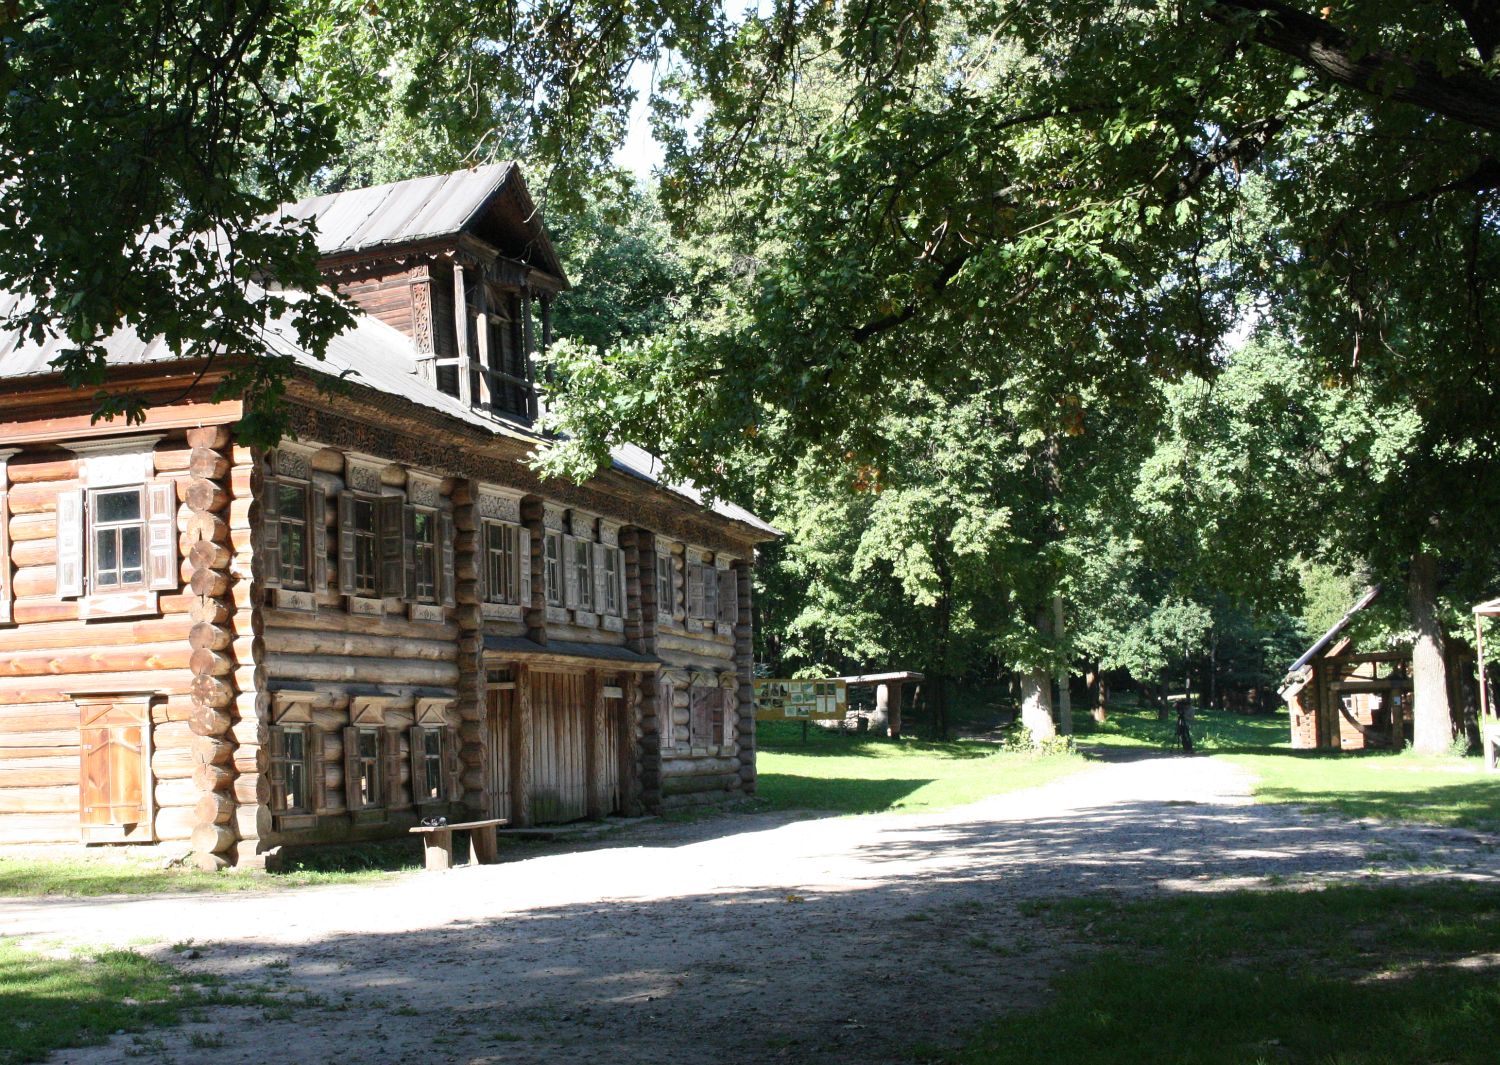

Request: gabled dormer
left=286, top=164, right=569, bottom=425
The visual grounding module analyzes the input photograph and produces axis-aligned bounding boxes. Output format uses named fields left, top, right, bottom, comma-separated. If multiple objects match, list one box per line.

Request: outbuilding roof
left=1284, top=584, right=1381, bottom=680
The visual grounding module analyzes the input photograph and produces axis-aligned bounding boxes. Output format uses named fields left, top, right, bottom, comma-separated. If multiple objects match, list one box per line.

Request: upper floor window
left=409, top=508, right=439, bottom=603
left=571, top=535, right=595, bottom=612
left=90, top=486, right=146, bottom=591
left=483, top=521, right=523, bottom=605
left=656, top=553, right=674, bottom=623
left=603, top=547, right=622, bottom=615
left=346, top=495, right=384, bottom=598
left=544, top=530, right=564, bottom=606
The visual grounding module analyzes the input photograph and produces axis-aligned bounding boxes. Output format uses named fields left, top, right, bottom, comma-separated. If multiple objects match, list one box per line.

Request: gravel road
left=7, top=752, right=1498, bottom=1065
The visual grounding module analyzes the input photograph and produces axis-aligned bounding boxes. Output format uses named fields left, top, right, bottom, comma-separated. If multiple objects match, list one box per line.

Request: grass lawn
left=1072, top=699, right=1291, bottom=752
left=0, top=940, right=245, bottom=1065
left=755, top=720, right=1086, bottom=815
left=0, top=839, right=422, bottom=898
left=1225, top=749, right=1500, bottom=832
left=945, top=882, right=1500, bottom=1065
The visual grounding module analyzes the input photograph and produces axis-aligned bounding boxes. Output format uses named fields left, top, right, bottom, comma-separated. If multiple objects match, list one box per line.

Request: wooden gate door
left=78, top=697, right=153, bottom=842
left=529, top=671, right=591, bottom=823
left=486, top=684, right=513, bottom=822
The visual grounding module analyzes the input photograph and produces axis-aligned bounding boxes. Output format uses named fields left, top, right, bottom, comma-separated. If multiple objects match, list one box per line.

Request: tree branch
left=1207, top=0, right=1500, bottom=131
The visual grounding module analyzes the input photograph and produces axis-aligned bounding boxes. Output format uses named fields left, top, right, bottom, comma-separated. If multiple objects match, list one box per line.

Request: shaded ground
left=5, top=755, right=1499, bottom=1065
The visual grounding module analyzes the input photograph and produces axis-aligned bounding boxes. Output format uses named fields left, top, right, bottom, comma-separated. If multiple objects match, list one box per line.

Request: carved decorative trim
left=272, top=692, right=317, bottom=723
left=273, top=442, right=317, bottom=481
left=477, top=485, right=524, bottom=523
left=570, top=510, right=598, bottom=539
left=542, top=503, right=566, bottom=532
left=599, top=519, right=620, bottom=548
left=409, top=276, right=435, bottom=355
left=406, top=471, right=443, bottom=509
left=350, top=696, right=397, bottom=725
left=414, top=697, right=454, bottom=725
left=345, top=456, right=385, bottom=495
left=67, top=435, right=163, bottom=489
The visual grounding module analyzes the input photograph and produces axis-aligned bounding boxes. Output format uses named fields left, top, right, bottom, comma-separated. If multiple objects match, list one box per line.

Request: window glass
left=352, top=496, right=379, bottom=597
left=574, top=537, right=594, bottom=610
left=604, top=548, right=620, bottom=615
left=545, top=532, right=563, bottom=606
left=357, top=729, right=380, bottom=807
left=413, top=509, right=437, bottom=602
left=485, top=522, right=519, bottom=604
left=283, top=728, right=307, bottom=811
left=277, top=482, right=309, bottom=589
left=91, top=487, right=145, bottom=589
left=421, top=730, right=443, bottom=800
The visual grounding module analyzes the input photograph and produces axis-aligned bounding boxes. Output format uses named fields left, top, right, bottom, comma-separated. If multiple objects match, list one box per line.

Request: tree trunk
left=1052, top=594, right=1072, bottom=735
left=1094, top=665, right=1108, bottom=722
left=1408, top=552, right=1454, bottom=753
left=1020, top=667, right=1056, bottom=743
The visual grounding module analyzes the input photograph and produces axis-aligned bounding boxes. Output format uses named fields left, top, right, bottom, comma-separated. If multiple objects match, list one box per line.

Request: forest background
left=3, top=1, right=1498, bottom=748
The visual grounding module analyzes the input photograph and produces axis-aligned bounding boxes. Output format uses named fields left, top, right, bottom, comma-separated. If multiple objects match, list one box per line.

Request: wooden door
left=78, top=699, right=152, bottom=841
left=486, top=685, right=513, bottom=822
left=529, top=670, right=591, bottom=823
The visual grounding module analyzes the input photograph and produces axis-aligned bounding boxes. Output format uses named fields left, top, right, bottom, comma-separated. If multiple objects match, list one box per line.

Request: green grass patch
left=756, top=721, right=1085, bottom=814
left=0, top=840, right=421, bottom=898
left=0, top=941, right=238, bottom=1064
left=949, top=882, right=1500, bottom=1065
left=1225, top=749, right=1500, bottom=832
left=1073, top=701, right=1291, bottom=752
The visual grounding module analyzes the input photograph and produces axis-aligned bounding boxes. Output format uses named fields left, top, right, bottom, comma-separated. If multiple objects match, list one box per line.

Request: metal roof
left=282, top=164, right=514, bottom=257
left=0, top=287, right=777, bottom=537
left=1285, top=585, right=1382, bottom=678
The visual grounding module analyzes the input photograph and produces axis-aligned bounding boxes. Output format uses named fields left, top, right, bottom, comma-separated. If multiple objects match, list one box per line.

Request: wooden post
left=472, top=823, right=499, bottom=865
left=453, top=262, right=473, bottom=405
left=422, top=829, right=454, bottom=871
left=512, top=663, right=532, bottom=827
left=587, top=669, right=607, bottom=820
left=619, top=672, right=641, bottom=815
left=1478, top=615, right=1495, bottom=770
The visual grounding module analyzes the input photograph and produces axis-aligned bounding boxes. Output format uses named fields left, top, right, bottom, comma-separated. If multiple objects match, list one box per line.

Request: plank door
left=78, top=699, right=152, bottom=841
left=528, top=670, right=591, bottom=823
left=601, top=676, right=622, bottom=814
left=486, top=685, right=513, bottom=822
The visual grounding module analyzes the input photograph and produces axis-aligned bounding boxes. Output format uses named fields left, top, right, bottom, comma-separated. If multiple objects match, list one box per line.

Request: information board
left=753, top=678, right=847, bottom=721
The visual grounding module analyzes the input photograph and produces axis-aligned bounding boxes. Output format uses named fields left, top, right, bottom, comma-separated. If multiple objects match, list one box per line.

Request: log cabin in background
left=0, top=164, right=777, bottom=868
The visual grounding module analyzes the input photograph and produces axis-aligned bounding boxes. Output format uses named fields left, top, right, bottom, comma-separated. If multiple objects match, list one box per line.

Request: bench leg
left=423, top=831, right=453, bottom=871
left=472, top=825, right=499, bottom=865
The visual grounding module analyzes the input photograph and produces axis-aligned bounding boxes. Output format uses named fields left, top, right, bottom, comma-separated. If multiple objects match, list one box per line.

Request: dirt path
left=8, top=754, right=1500, bottom=1065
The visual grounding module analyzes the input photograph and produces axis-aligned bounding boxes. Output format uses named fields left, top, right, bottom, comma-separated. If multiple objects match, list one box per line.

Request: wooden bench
left=409, top=818, right=507, bottom=871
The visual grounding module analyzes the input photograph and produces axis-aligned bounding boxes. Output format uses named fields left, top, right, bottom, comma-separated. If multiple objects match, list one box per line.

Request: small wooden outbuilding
left=1281, top=587, right=1473, bottom=752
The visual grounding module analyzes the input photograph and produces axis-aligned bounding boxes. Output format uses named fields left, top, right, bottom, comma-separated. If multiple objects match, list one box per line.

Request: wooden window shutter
left=710, top=687, right=726, bottom=746
left=665, top=557, right=677, bottom=620
left=261, top=476, right=282, bottom=589
left=687, top=563, right=704, bottom=620
left=56, top=488, right=84, bottom=597
left=408, top=725, right=427, bottom=804
left=379, top=495, right=404, bottom=597
left=475, top=521, right=491, bottom=603
left=518, top=526, right=532, bottom=607
left=591, top=542, right=608, bottom=614
left=309, top=483, right=328, bottom=595
left=337, top=492, right=357, bottom=595
left=690, top=684, right=710, bottom=747
left=342, top=725, right=361, bottom=808
left=401, top=503, right=418, bottom=601
left=308, top=729, right=327, bottom=813
left=702, top=565, right=718, bottom=622
left=145, top=480, right=178, bottom=591
left=384, top=726, right=404, bottom=808
left=80, top=722, right=148, bottom=828
left=658, top=677, right=674, bottom=750
left=563, top=535, right=580, bottom=607
left=439, top=511, right=456, bottom=608
left=720, top=568, right=739, bottom=627
left=0, top=487, right=10, bottom=623
left=267, top=725, right=288, bottom=812
left=443, top=724, right=461, bottom=801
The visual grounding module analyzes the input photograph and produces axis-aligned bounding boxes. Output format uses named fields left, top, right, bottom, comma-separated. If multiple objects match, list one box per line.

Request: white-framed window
left=572, top=536, right=595, bottom=611
left=89, top=485, right=147, bottom=592
left=544, top=530, right=564, bottom=606
left=483, top=521, right=522, bottom=604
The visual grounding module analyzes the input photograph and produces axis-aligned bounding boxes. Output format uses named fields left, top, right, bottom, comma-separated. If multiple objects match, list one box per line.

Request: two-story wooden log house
left=0, top=164, right=776, bottom=868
